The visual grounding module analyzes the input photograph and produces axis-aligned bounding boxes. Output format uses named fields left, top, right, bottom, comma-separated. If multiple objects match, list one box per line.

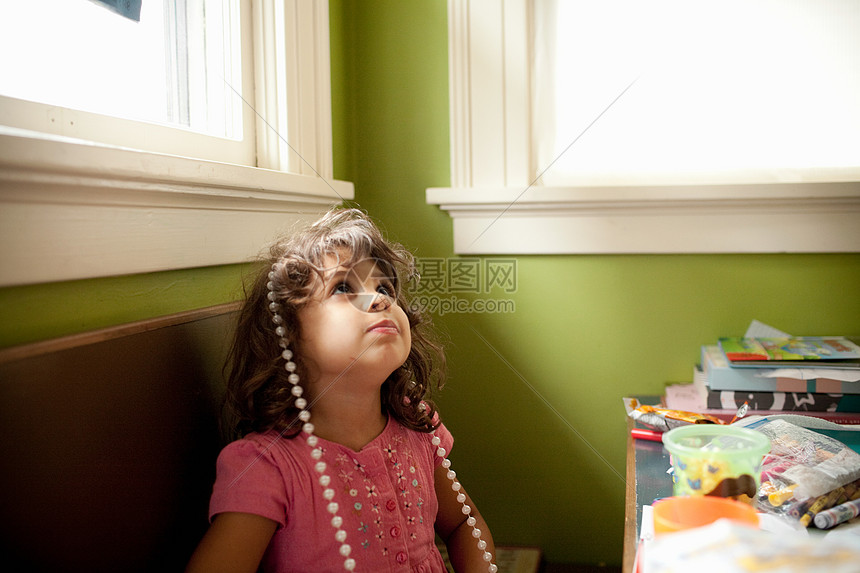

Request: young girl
left=187, top=209, right=496, bottom=573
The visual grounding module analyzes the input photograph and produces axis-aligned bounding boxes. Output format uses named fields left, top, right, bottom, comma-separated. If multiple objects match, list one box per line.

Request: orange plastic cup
left=652, top=496, right=759, bottom=534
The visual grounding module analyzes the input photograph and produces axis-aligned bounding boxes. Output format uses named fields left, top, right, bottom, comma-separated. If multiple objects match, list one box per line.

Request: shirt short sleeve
left=209, top=436, right=288, bottom=527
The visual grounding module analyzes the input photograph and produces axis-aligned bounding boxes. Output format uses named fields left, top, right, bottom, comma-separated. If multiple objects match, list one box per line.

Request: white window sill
left=0, top=128, right=353, bottom=286
left=426, top=182, right=860, bottom=254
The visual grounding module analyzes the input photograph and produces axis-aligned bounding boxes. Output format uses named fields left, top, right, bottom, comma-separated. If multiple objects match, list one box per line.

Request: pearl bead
left=451, top=481, right=461, bottom=492
left=314, top=462, right=327, bottom=473
left=461, top=504, right=471, bottom=515
left=489, top=565, right=498, bottom=573
left=285, top=361, right=296, bottom=372
left=335, top=529, right=347, bottom=542
left=291, top=385, right=303, bottom=397
left=447, top=470, right=456, bottom=480
left=331, top=515, right=343, bottom=528
left=302, top=422, right=314, bottom=434
left=299, top=410, right=311, bottom=422
left=307, top=434, right=317, bottom=447
left=275, top=326, right=286, bottom=337
left=442, top=458, right=451, bottom=468
left=344, top=558, right=356, bottom=571
left=311, top=449, right=323, bottom=461
left=319, top=475, right=330, bottom=487
left=431, top=436, right=441, bottom=446
left=296, top=397, right=308, bottom=409
left=471, top=527, right=482, bottom=538
left=483, top=551, right=493, bottom=562
left=282, top=349, right=293, bottom=360
left=267, top=271, right=275, bottom=280
left=323, top=488, right=335, bottom=500
left=327, top=502, right=339, bottom=514
left=457, top=493, right=466, bottom=503
left=288, top=373, right=300, bottom=384
left=267, top=291, right=277, bottom=301
left=436, top=447, right=447, bottom=457
left=339, top=544, right=351, bottom=557
left=268, top=302, right=280, bottom=312
left=467, top=516, right=477, bottom=527
left=477, top=539, right=487, bottom=550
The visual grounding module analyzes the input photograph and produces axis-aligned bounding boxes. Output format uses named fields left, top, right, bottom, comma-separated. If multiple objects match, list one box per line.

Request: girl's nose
left=368, top=292, right=392, bottom=312
left=349, top=291, right=393, bottom=312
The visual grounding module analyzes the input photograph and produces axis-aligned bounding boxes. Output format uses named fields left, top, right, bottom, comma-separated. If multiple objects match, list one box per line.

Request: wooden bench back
left=0, top=304, right=239, bottom=572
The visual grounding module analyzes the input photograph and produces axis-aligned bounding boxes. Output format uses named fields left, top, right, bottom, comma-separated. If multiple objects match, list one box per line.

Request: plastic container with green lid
left=663, top=424, right=771, bottom=502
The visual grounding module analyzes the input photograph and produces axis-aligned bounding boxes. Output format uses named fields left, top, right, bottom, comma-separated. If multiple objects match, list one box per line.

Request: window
left=427, top=0, right=860, bottom=254
left=0, top=0, right=353, bottom=287
left=533, top=0, right=860, bottom=186
left=0, top=0, right=253, bottom=164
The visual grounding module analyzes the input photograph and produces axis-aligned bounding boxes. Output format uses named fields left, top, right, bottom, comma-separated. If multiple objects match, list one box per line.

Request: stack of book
left=666, top=336, right=860, bottom=424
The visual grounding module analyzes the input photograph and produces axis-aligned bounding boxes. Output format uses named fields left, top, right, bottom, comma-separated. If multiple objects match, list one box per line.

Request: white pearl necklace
left=434, top=436, right=497, bottom=571
left=267, top=265, right=497, bottom=572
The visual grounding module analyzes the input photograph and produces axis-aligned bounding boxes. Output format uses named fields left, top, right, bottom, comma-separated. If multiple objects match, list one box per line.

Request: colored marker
left=631, top=428, right=663, bottom=443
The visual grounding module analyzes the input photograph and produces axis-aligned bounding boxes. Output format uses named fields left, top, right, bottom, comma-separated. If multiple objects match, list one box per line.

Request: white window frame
left=426, top=0, right=860, bottom=254
left=0, top=0, right=353, bottom=287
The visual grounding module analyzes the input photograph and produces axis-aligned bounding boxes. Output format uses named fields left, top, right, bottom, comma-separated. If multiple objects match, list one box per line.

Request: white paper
left=744, top=319, right=792, bottom=339
left=758, top=369, right=860, bottom=382
left=642, top=519, right=860, bottom=573
left=640, top=504, right=655, bottom=542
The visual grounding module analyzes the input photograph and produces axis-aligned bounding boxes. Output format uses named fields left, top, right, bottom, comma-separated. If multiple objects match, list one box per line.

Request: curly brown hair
left=223, top=208, right=445, bottom=440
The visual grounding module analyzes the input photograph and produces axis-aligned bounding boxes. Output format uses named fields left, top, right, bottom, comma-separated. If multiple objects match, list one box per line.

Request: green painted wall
left=0, top=264, right=249, bottom=348
left=0, top=0, right=857, bottom=567
left=330, top=0, right=860, bottom=566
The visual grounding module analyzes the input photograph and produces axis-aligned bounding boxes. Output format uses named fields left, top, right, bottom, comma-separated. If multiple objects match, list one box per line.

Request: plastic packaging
left=752, top=419, right=860, bottom=500
left=623, top=397, right=726, bottom=433
left=743, top=418, right=860, bottom=524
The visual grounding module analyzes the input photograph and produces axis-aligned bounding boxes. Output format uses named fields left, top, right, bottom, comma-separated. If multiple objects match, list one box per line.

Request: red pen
left=631, top=428, right=664, bottom=442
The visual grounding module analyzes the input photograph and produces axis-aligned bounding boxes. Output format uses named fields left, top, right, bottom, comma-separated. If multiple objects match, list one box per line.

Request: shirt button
left=386, top=499, right=397, bottom=511
left=396, top=551, right=408, bottom=564
left=390, top=525, right=401, bottom=538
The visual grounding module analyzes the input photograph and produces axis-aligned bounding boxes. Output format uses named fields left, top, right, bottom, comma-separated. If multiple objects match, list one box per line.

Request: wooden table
left=621, top=417, right=673, bottom=572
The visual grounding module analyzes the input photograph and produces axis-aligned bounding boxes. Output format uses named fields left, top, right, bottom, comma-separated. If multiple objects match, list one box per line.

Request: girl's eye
left=332, top=282, right=353, bottom=295
left=377, top=283, right=395, bottom=298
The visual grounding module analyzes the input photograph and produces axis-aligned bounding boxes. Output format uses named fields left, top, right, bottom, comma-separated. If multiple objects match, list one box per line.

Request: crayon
left=787, top=496, right=814, bottom=519
left=768, top=484, right=797, bottom=507
left=834, top=483, right=856, bottom=507
left=813, top=498, right=860, bottom=530
left=799, top=488, right=843, bottom=528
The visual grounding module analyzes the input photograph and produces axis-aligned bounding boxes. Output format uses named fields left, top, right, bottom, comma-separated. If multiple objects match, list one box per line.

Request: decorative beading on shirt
left=320, top=426, right=432, bottom=563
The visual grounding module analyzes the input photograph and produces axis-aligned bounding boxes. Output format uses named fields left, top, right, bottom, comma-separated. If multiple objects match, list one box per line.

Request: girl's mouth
left=367, top=319, right=399, bottom=335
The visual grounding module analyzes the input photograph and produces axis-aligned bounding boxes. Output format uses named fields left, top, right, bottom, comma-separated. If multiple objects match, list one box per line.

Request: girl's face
left=296, top=254, right=411, bottom=391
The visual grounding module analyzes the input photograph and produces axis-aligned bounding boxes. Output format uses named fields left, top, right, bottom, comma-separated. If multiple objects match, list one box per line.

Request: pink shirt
left=209, top=416, right=454, bottom=573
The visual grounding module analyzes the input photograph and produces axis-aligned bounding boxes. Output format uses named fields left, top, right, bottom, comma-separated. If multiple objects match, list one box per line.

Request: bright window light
left=0, top=0, right=243, bottom=140
left=534, top=0, right=860, bottom=185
